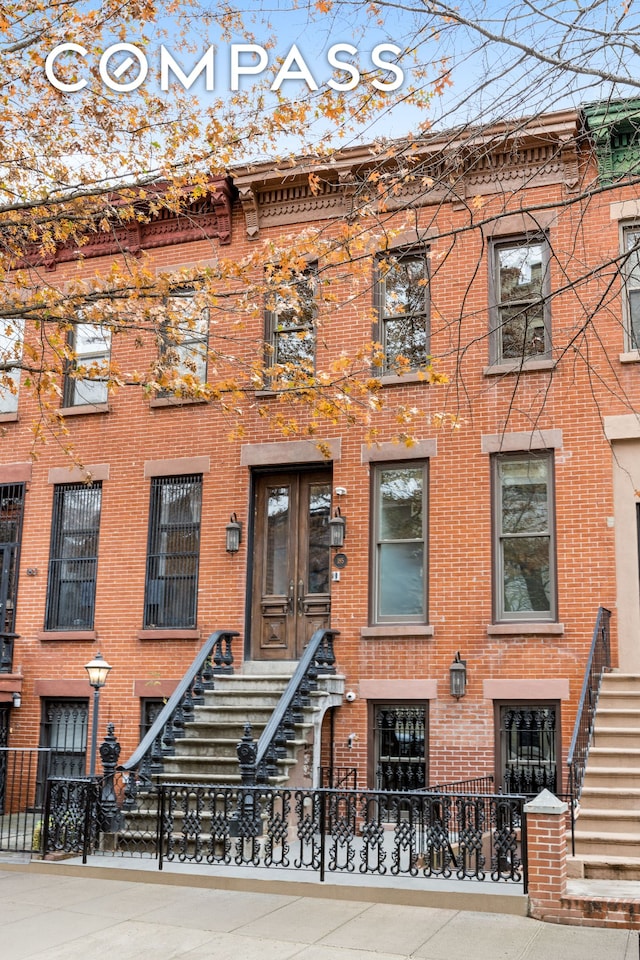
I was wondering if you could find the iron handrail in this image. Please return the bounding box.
[566,606,611,853]
[120,629,238,774]
[238,627,338,782]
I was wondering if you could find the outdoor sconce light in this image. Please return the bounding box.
[225,513,242,553]
[85,652,112,777]
[329,507,346,548]
[449,651,467,699]
[11,691,21,708]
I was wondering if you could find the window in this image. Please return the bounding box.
[372,462,427,623]
[376,250,429,373]
[491,236,550,363]
[63,323,111,407]
[497,703,558,795]
[158,291,208,392]
[265,265,316,384]
[373,703,427,790]
[622,224,640,350]
[144,474,202,628]
[0,317,23,414]
[493,453,555,621]
[39,699,88,782]
[45,482,102,630]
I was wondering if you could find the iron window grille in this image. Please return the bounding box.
[144,474,202,629]
[374,704,427,790]
[490,235,551,363]
[622,224,640,350]
[39,699,88,782]
[45,482,102,631]
[375,250,429,374]
[498,703,558,795]
[0,483,25,668]
[63,322,111,407]
[0,317,23,414]
[265,264,317,386]
[371,462,428,624]
[158,290,209,394]
[493,452,556,621]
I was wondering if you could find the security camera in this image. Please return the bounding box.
[345,690,356,702]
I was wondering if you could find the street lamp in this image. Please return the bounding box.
[85,652,111,777]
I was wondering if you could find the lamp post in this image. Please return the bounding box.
[85,652,111,777]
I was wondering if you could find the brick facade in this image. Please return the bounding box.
[1,106,638,799]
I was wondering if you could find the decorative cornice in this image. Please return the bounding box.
[27,177,235,271]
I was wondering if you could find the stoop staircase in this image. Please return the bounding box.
[159,667,344,787]
[572,673,640,879]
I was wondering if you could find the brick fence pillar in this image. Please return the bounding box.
[524,789,568,921]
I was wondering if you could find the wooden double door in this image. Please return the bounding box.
[251,470,332,660]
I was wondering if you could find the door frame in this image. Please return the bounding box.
[244,464,333,662]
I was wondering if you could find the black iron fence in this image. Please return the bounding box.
[41,775,526,888]
[0,748,52,854]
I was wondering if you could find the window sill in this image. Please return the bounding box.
[0,411,18,422]
[59,403,109,417]
[620,351,640,364]
[487,622,564,636]
[377,373,429,387]
[137,628,201,641]
[149,396,208,408]
[361,624,434,638]
[483,358,556,377]
[37,630,97,641]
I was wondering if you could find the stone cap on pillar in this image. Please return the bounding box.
[523,789,568,815]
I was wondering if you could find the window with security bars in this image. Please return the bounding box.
[0,483,25,643]
[374,704,427,790]
[144,474,202,628]
[45,483,102,630]
[498,704,557,795]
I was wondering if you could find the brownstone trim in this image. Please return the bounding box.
[481,211,558,238]
[0,461,31,483]
[37,630,98,641]
[359,680,437,699]
[48,464,110,484]
[0,412,18,423]
[149,396,208,409]
[58,403,110,417]
[137,628,201,640]
[481,429,562,453]
[360,625,434,638]
[484,679,569,700]
[483,358,556,377]
[143,457,210,478]
[240,439,341,466]
[134,679,178,698]
[486,622,564,636]
[361,440,437,463]
[33,679,91,697]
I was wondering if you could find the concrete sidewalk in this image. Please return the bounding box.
[0,862,637,960]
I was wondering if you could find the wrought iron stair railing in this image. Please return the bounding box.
[119,629,238,795]
[237,627,338,784]
[566,606,611,853]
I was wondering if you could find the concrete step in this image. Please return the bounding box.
[572,830,640,858]
[568,854,640,882]
[582,767,640,789]
[601,673,640,689]
[580,786,640,810]
[584,748,640,769]
[575,809,640,835]
[593,709,640,730]
[597,691,640,710]
[591,727,640,748]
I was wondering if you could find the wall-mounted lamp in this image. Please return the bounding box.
[329,507,346,548]
[449,651,467,699]
[11,691,21,708]
[225,513,242,553]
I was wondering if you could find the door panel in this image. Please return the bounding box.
[252,471,331,659]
